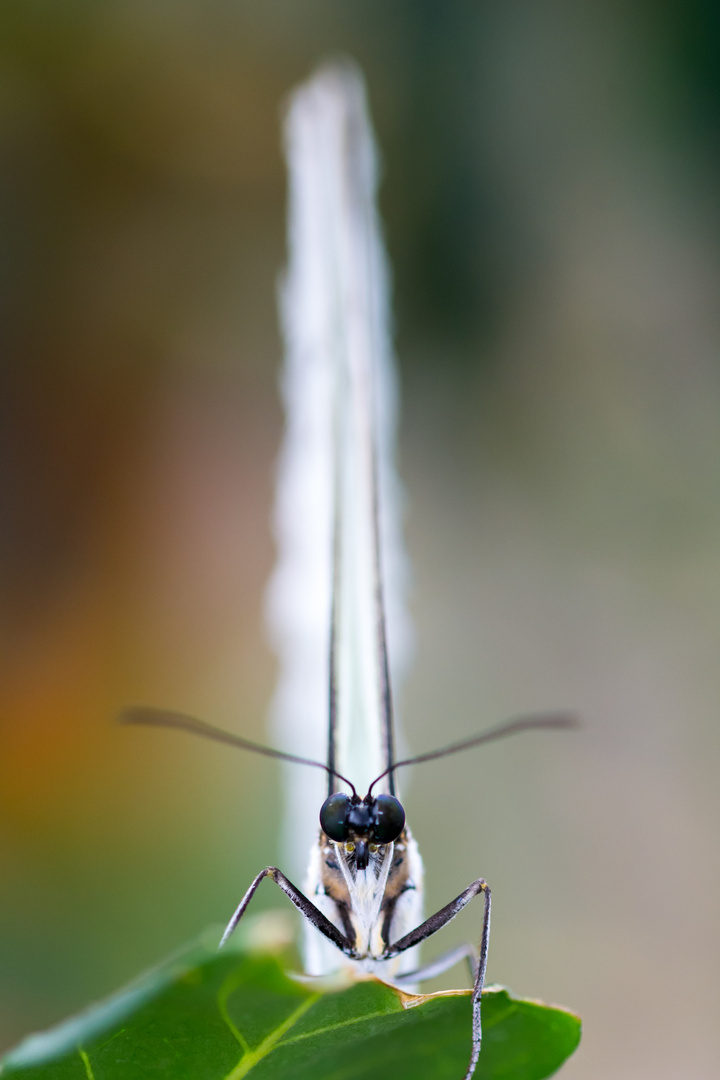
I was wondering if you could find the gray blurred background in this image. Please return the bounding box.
[1,3,719,1078]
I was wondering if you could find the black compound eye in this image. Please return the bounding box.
[372,794,405,844]
[319,793,351,842]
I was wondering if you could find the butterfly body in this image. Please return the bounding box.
[121,61,575,1080]
[304,825,424,977]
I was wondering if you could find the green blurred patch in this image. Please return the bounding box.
[0,939,580,1080]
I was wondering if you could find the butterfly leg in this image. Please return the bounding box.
[219,866,360,959]
[392,941,478,985]
[383,878,490,1080]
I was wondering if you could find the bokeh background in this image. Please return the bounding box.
[2,3,719,1078]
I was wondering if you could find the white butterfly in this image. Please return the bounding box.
[123,62,573,1080]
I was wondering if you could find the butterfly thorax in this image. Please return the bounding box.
[317,828,413,957]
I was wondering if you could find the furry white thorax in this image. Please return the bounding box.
[303,826,425,979]
[336,842,394,958]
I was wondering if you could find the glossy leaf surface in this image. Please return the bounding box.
[1,942,580,1080]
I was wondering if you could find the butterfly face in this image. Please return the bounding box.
[319,791,405,868]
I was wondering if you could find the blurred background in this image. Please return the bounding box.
[1,2,719,1078]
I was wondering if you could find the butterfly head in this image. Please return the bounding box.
[319,791,405,869]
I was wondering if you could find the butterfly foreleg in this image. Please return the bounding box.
[219,866,361,960]
[382,877,491,1080]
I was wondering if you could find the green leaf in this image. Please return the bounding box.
[1,938,580,1080]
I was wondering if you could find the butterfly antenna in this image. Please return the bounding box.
[120,707,358,797]
[367,712,578,795]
